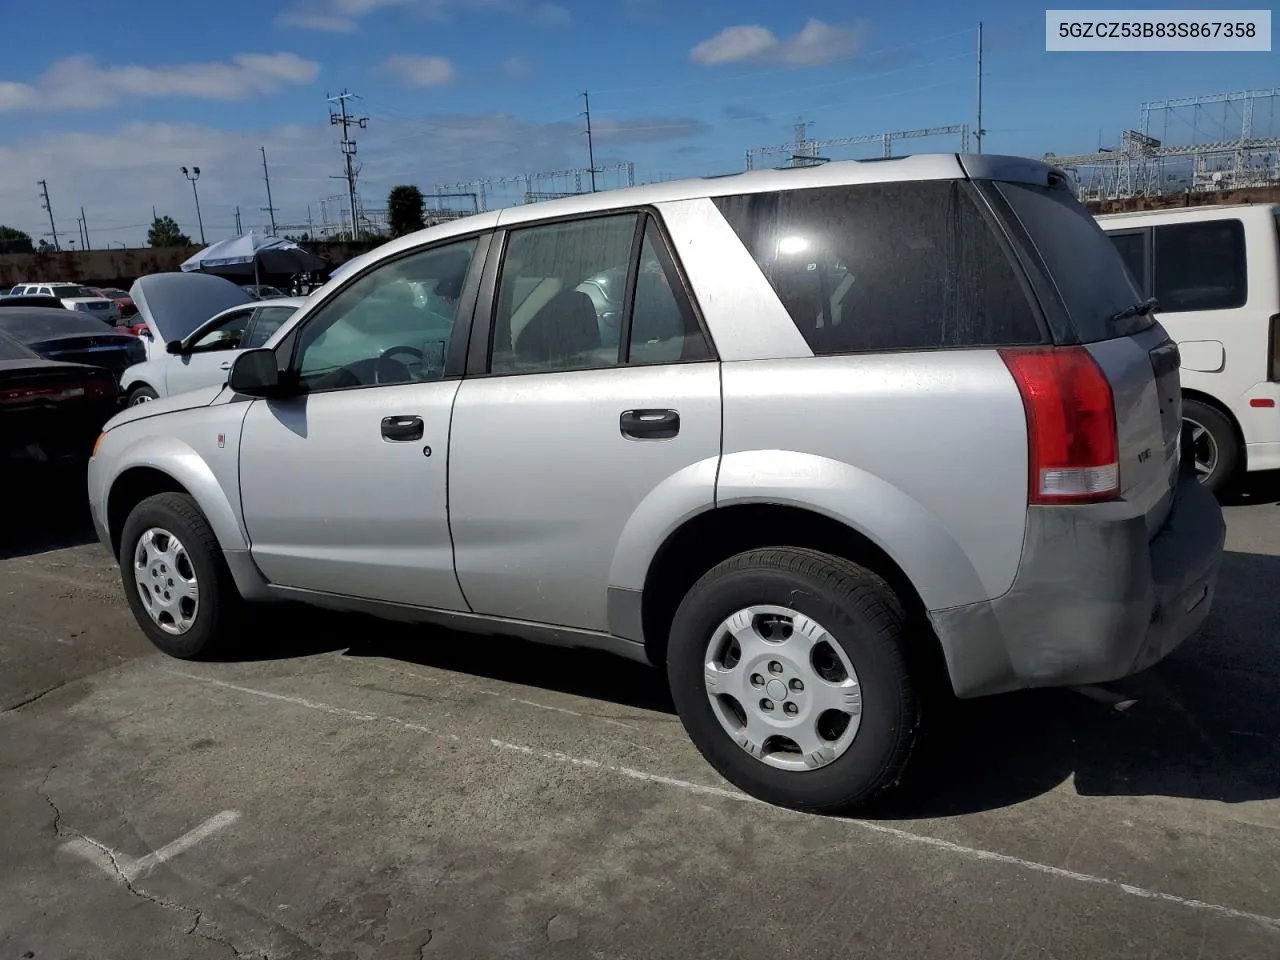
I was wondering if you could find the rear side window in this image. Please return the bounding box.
[713,180,1043,354]
[995,181,1143,343]
[1108,231,1147,290]
[1153,220,1247,312]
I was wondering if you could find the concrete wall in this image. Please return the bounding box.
[1084,185,1280,215]
[0,240,382,288]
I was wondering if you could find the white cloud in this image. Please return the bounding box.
[279,0,568,30]
[0,111,708,246]
[500,56,535,79]
[0,53,320,112]
[690,18,863,67]
[383,55,456,87]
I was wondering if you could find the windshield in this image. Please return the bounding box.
[995,181,1148,343]
[50,285,95,298]
[0,329,36,360]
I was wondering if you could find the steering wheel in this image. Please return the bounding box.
[375,345,425,384]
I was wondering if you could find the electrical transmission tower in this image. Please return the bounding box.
[328,90,368,240]
[37,179,59,251]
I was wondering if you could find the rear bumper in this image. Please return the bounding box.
[929,471,1226,698]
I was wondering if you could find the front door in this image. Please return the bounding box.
[449,212,721,632]
[166,306,256,397]
[238,234,485,609]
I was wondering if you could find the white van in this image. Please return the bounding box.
[1096,202,1280,491]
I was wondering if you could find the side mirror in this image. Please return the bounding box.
[165,339,184,355]
[228,348,283,397]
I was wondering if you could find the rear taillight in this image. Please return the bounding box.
[85,376,117,401]
[999,346,1120,505]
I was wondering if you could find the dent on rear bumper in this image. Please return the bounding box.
[929,474,1226,698]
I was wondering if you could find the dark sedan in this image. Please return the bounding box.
[0,307,145,382]
[0,329,120,474]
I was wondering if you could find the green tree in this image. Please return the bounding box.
[387,185,426,238]
[148,215,192,248]
[0,225,35,254]
[36,239,54,253]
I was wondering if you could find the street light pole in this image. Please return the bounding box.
[180,165,206,244]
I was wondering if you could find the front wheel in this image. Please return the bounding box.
[119,492,241,659]
[667,547,920,813]
[127,385,158,406]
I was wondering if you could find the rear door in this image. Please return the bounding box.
[448,211,720,632]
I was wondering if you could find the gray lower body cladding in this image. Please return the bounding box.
[930,472,1226,698]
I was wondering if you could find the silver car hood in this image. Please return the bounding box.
[104,383,226,431]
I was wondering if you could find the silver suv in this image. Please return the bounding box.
[87,155,1225,813]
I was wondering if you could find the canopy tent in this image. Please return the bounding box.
[180,232,327,285]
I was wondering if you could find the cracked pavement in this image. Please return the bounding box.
[2,481,1280,958]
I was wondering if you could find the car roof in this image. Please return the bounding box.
[348,153,1060,269]
[1096,201,1280,225]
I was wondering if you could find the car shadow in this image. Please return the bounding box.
[304,548,1279,818]
[0,467,100,560]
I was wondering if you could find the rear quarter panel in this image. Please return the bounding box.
[718,353,1030,610]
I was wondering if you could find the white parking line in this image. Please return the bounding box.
[63,810,241,882]
[166,670,1280,933]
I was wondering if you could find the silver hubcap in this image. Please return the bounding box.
[1184,417,1218,482]
[130,394,152,406]
[132,528,200,635]
[703,605,863,772]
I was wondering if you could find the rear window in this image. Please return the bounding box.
[50,285,93,298]
[0,330,35,360]
[712,180,1044,354]
[1153,220,1247,312]
[995,181,1144,343]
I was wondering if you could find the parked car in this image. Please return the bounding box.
[9,283,119,323]
[243,284,286,300]
[0,307,146,382]
[0,295,67,310]
[91,287,138,319]
[1096,202,1280,492]
[121,297,305,405]
[0,329,119,476]
[127,273,254,361]
[88,155,1225,813]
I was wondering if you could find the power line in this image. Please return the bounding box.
[328,89,368,241]
[38,180,59,251]
[260,146,279,236]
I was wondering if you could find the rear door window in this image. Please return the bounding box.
[995,181,1144,343]
[712,180,1044,354]
[1152,220,1247,312]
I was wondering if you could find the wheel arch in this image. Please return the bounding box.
[636,502,951,694]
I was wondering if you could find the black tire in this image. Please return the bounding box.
[127,385,158,407]
[667,547,920,814]
[118,492,242,659]
[1183,399,1239,493]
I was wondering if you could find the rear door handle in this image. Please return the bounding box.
[620,409,680,440]
[381,415,424,442]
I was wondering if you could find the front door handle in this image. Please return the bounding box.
[219,361,232,370]
[620,409,680,440]
[381,415,424,442]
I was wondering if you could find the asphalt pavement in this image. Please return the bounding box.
[2,473,1279,959]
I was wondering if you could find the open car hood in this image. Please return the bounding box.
[129,273,252,344]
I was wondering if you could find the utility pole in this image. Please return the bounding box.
[235,206,243,234]
[975,21,985,155]
[38,180,59,251]
[581,91,597,192]
[328,90,368,241]
[260,146,278,235]
[79,206,90,251]
[307,204,315,239]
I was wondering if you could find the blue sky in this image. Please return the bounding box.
[0,0,1275,245]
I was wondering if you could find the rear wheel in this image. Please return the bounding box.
[119,492,241,659]
[127,385,158,406]
[1182,399,1238,493]
[667,547,920,813]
